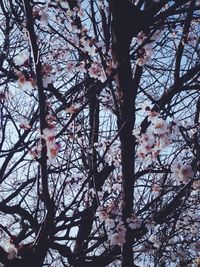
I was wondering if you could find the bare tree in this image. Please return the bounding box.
[0,0,200,266]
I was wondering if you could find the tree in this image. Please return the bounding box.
[0,0,200,266]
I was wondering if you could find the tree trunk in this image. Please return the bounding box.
[110,1,144,266]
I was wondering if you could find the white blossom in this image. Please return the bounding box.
[14,50,29,66]
[171,161,194,184]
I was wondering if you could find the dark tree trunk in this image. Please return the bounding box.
[110,1,145,266]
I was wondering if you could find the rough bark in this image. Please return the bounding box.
[110,1,144,266]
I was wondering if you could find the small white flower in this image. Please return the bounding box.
[43,75,54,88]
[132,127,141,138]
[152,118,168,135]
[149,234,157,243]
[145,220,156,231]
[106,219,115,228]
[14,50,29,66]
[60,1,69,9]
[42,127,57,142]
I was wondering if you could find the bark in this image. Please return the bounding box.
[110,1,144,266]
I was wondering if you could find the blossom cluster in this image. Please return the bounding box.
[42,127,60,160]
[29,114,60,162]
[14,50,37,90]
[135,30,162,66]
[171,160,194,184]
[2,239,18,260]
[133,103,174,163]
[18,117,31,130]
[97,204,141,246]
[88,62,107,83]
[14,50,29,66]
[133,101,196,184]
[16,71,35,91]
[97,204,125,246]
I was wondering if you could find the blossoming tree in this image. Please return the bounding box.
[0,0,200,266]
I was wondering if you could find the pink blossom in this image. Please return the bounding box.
[105,219,115,228]
[46,114,57,127]
[88,62,106,82]
[110,222,127,246]
[192,180,200,190]
[76,61,87,73]
[187,33,198,46]
[136,46,153,66]
[16,71,35,90]
[66,61,76,72]
[42,64,53,75]
[80,37,97,57]
[116,221,127,235]
[136,57,147,67]
[97,209,109,220]
[147,110,160,122]
[136,31,147,45]
[126,214,141,229]
[47,142,61,160]
[43,75,54,88]
[152,30,162,41]
[171,161,194,184]
[19,118,31,130]
[29,146,41,159]
[151,184,161,197]
[136,133,155,158]
[179,165,194,181]
[193,257,200,265]
[155,134,171,149]
[41,127,60,161]
[66,105,80,114]
[110,232,126,246]
[151,118,168,135]
[42,127,57,142]
[137,147,146,159]
[132,127,141,138]
[3,240,18,260]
